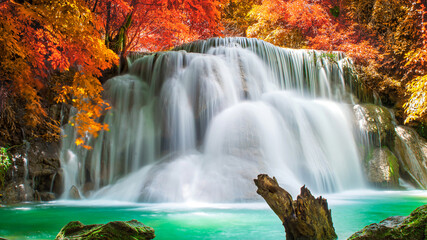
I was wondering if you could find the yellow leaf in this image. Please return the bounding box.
[75,138,84,146]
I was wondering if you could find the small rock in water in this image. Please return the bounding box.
[69,185,81,200]
[55,219,155,240]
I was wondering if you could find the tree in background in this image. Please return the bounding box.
[346,0,426,125]
[244,0,427,131]
[0,0,225,148]
[87,0,224,54]
[246,0,379,62]
[0,0,118,148]
[222,0,260,36]
[403,0,427,124]
[2,0,426,147]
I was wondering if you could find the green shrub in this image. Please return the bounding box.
[0,147,11,190]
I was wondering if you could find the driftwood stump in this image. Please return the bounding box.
[254,174,337,240]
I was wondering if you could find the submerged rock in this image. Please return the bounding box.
[254,174,337,240]
[348,204,427,240]
[55,219,155,240]
[365,147,400,188]
[394,126,427,189]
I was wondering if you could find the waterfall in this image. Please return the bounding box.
[61,37,367,202]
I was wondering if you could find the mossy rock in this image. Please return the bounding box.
[55,219,155,240]
[365,147,400,188]
[387,148,400,185]
[348,204,427,240]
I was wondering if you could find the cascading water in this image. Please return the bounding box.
[61,37,368,202]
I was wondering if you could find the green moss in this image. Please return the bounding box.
[365,147,374,165]
[55,221,85,238]
[348,205,426,240]
[395,205,427,239]
[55,220,155,240]
[387,149,400,184]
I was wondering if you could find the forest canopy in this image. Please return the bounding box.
[0,0,426,147]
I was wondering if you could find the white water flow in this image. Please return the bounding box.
[61,38,367,202]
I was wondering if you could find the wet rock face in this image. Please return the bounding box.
[348,204,427,240]
[354,103,427,190]
[55,220,155,240]
[354,104,395,148]
[394,126,427,189]
[1,141,63,204]
[254,174,337,240]
[2,182,34,203]
[365,147,400,188]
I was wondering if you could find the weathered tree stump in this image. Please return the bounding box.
[254,174,337,240]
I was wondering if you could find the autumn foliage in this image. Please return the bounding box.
[403,0,427,123]
[87,0,224,54]
[0,0,118,148]
[245,0,380,64]
[0,0,223,147]
[238,0,427,126]
[1,0,427,147]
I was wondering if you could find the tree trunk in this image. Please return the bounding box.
[254,174,337,240]
[105,1,111,48]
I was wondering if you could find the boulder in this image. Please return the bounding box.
[348,204,427,240]
[34,191,56,201]
[394,126,427,189]
[69,185,81,200]
[254,174,337,240]
[365,147,400,188]
[354,104,395,148]
[55,220,155,240]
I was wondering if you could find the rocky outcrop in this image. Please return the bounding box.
[365,147,400,188]
[55,220,155,240]
[354,103,427,189]
[348,204,427,240]
[394,126,427,189]
[0,141,63,204]
[254,174,337,240]
[2,182,34,203]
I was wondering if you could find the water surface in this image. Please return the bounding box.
[1,190,426,239]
